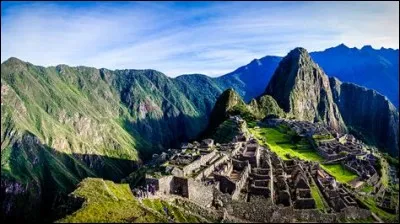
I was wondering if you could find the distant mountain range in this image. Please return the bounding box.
[215,44,399,107]
[1,44,398,222]
[311,44,399,107]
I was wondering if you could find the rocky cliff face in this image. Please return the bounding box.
[330,77,399,156]
[109,69,220,151]
[264,48,346,132]
[261,47,399,156]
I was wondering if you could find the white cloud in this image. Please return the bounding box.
[1,1,398,77]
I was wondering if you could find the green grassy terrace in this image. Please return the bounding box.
[142,199,204,223]
[378,156,390,188]
[250,126,357,183]
[360,184,374,194]
[356,194,398,222]
[57,178,205,223]
[58,178,165,223]
[310,183,329,212]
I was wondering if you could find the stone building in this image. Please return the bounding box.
[343,156,377,180]
[313,166,361,212]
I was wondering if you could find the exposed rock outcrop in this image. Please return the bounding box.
[264,47,346,132]
[330,77,399,156]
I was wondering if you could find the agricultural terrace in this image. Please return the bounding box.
[250,126,357,183]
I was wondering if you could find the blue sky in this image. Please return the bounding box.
[1,1,399,77]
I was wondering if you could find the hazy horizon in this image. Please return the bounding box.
[3,43,398,79]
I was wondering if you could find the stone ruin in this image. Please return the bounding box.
[312,166,360,212]
[267,119,331,138]
[264,118,380,187]
[343,155,377,181]
[375,188,398,214]
[316,137,366,162]
[142,117,376,222]
[264,118,367,162]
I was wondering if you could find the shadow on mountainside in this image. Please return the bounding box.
[1,131,141,223]
[2,112,209,223]
[121,113,208,161]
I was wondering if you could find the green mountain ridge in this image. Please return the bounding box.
[0,57,223,222]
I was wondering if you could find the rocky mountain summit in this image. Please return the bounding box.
[265,47,346,132]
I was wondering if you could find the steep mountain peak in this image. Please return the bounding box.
[264,47,346,132]
[283,47,316,68]
[55,64,70,73]
[379,46,398,51]
[315,44,352,54]
[1,57,31,72]
[287,47,310,58]
[218,88,243,107]
[205,88,248,132]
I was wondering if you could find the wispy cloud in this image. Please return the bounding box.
[1,1,398,77]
